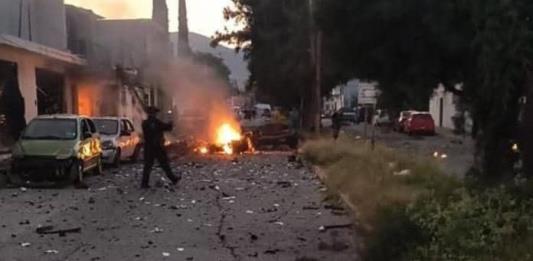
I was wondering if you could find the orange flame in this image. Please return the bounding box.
[199,146,209,154]
[215,123,242,155]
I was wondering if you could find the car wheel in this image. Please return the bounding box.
[0,171,8,188]
[6,166,23,187]
[130,145,141,163]
[93,156,103,176]
[69,160,83,185]
[112,149,121,168]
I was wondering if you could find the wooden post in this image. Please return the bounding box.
[315,31,322,135]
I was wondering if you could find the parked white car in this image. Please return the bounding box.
[92,117,142,167]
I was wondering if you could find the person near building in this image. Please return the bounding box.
[331,110,342,140]
[141,106,181,189]
[0,67,26,149]
[289,107,300,132]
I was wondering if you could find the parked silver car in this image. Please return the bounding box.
[92,117,142,167]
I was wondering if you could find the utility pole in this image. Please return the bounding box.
[309,0,322,135]
[315,31,322,135]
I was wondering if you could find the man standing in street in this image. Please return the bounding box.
[141,107,181,189]
[289,107,300,134]
[331,110,342,140]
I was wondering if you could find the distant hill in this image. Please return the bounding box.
[170,32,249,91]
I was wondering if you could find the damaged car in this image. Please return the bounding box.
[244,122,298,149]
[9,115,103,185]
[92,117,142,167]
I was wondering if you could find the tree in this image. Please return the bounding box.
[213,0,327,129]
[193,52,232,86]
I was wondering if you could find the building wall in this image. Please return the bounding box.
[0,45,73,121]
[31,0,67,50]
[65,5,102,64]
[429,84,458,129]
[342,80,360,108]
[0,0,67,50]
[95,19,169,72]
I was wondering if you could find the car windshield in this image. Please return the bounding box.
[93,119,119,135]
[22,119,77,140]
[413,114,433,120]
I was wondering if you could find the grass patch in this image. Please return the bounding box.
[303,137,457,231]
[303,137,533,260]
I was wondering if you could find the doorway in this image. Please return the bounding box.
[0,60,26,151]
[36,68,65,115]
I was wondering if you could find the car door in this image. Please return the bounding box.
[126,120,140,151]
[86,118,101,158]
[119,119,133,158]
[79,119,95,170]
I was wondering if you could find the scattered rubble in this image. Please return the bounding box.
[393,169,412,176]
[318,223,353,232]
[36,226,81,237]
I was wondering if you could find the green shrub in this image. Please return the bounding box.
[408,188,533,261]
[365,204,427,261]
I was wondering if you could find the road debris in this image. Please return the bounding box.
[150,227,163,233]
[36,226,81,237]
[277,181,292,188]
[318,223,353,232]
[393,169,412,176]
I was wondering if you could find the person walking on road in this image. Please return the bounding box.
[331,111,342,140]
[141,106,181,189]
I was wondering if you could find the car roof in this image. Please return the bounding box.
[34,114,85,120]
[412,111,431,115]
[91,116,127,121]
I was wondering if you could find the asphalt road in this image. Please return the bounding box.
[0,153,359,261]
[332,122,474,178]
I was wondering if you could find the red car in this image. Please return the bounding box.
[404,112,436,135]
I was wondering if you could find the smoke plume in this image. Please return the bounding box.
[161,57,236,143]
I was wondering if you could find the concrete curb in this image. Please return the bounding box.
[312,165,367,253]
[313,166,359,214]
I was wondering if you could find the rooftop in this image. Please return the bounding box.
[0,34,86,65]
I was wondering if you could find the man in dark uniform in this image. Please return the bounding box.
[141,106,180,189]
[331,111,342,140]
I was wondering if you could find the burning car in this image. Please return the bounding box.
[243,122,298,150]
[92,117,142,167]
[195,123,254,155]
[9,115,103,184]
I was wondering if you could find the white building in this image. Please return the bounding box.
[429,84,461,130]
[323,79,360,114]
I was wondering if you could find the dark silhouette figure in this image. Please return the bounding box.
[331,111,342,140]
[0,63,26,148]
[141,107,180,188]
